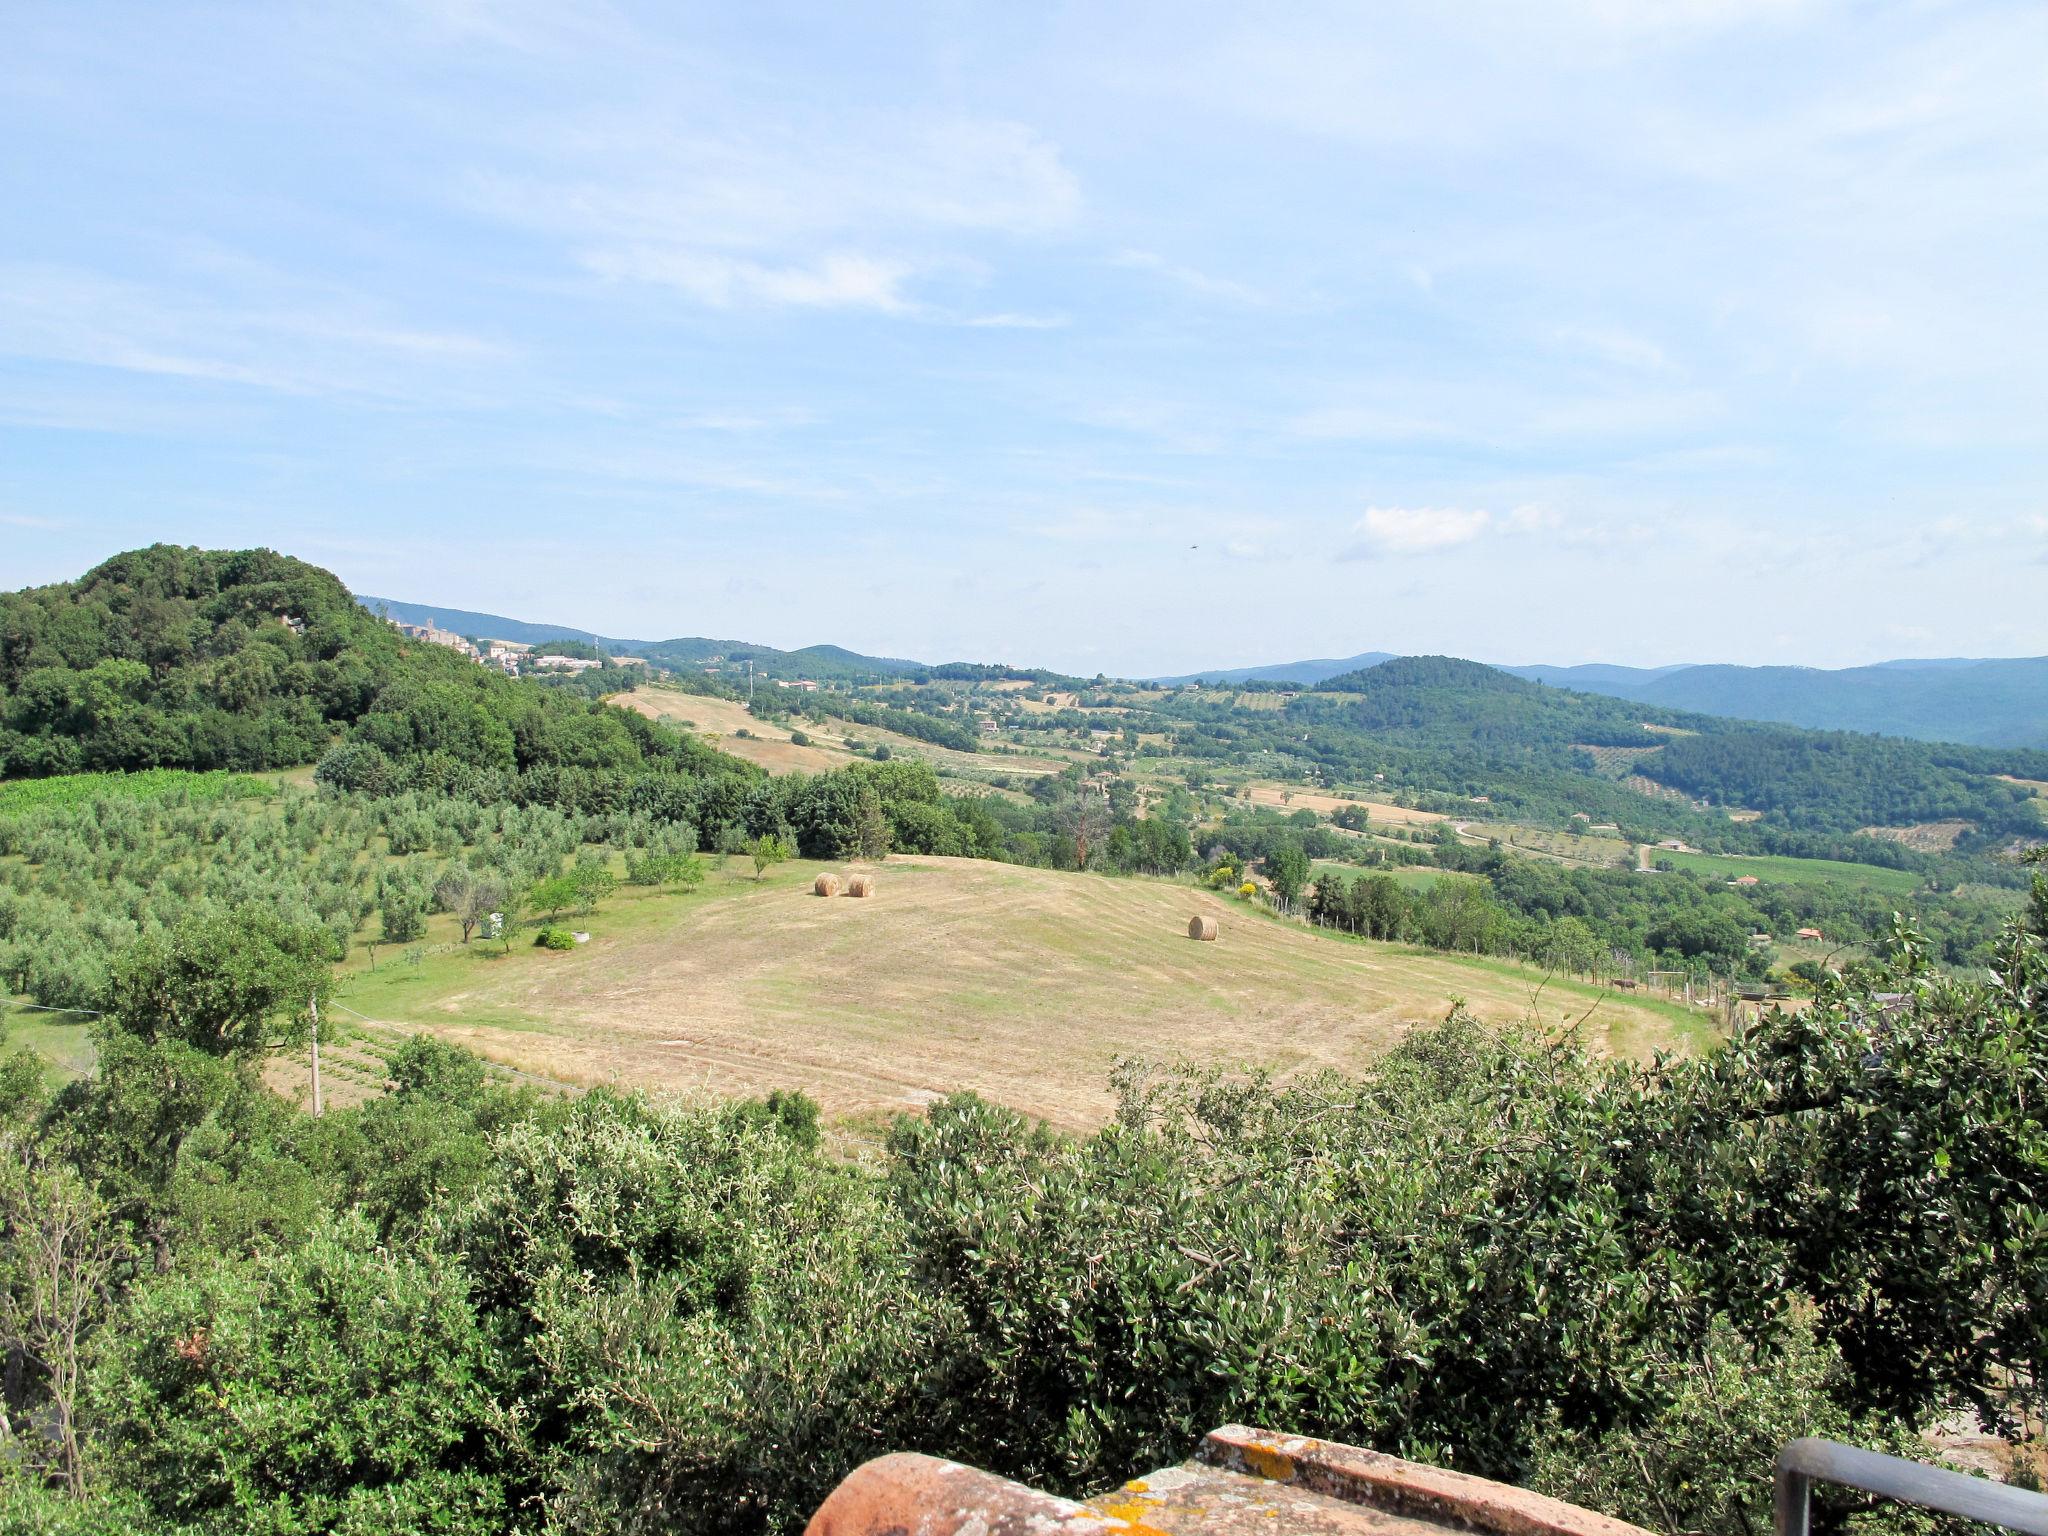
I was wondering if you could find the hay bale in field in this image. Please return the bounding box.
[1188,914,1219,941]
[814,873,841,897]
[846,874,876,898]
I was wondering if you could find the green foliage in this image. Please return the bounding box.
[750,833,790,880]
[571,861,617,911]
[1264,838,1310,907]
[534,927,575,950]
[105,906,333,1058]
[1527,1314,1936,1536]
[530,873,580,923]
[87,1212,510,1534]
[0,768,273,814]
[626,851,705,890]
[1,916,2041,1535]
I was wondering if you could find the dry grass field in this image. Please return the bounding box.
[335,856,1709,1132]
[615,685,1073,778]
[1241,783,1447,824]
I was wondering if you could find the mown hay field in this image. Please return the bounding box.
[335,855,1711,1131]
[614,686,1075,779]
[1241,783,1447,824]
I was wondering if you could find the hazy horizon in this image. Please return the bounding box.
[6,1,2046,674]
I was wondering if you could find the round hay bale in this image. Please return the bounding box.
[1188,914,1219,941]
[813,873,841,897]
[846,874,876,898]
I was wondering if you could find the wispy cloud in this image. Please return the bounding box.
[1336,501,1568,560]
[473,110,1081,315]
[963,312,1071,330]
[1110,249,1269,306]
[582,248,915,312]
[0,261,509,401]
[1341,506,1493,557]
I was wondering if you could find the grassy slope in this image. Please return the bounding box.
[614,685,1079,779]
[331,855,1710,1132]
[1650,847,1924,896]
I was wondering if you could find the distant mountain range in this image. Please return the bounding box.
[1507,656,2048,750]
[356,597,926,681]
[362,596,2048,749]
[1164,652,2048,749]
[1150,651,1402,687]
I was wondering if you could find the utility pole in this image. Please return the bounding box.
[309,994,323,1117]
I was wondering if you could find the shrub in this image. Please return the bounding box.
[533,927,574,950]
[86,1213,509,1534]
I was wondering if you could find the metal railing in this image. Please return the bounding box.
[1776,1438,2048,1536]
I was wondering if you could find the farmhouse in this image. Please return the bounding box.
[1729,874,1760,887]
[1797,927,1824,940]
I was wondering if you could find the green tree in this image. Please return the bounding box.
[381,900,426,945]
[750,833,790,881]
[569,863,617,914]
[1264,839,1310,910]
[530,872,579,925]
[436,867,507,945]
[104,907,332,1059]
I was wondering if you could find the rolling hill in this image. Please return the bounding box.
[1157,649,2048,748]
[1554,656,2048,750]
[1150,650,1400,686]
[332,853,1706,1130]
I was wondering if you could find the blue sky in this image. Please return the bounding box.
[4,0,2045,675]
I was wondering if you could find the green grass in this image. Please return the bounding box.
[1309,859,1477,892]
[0,767,276,814]
[0,1004,100,1086]
[1650,847,1923,895]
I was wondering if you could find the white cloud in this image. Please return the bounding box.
[1343,506,1492,556]
[1501,503,1564,533]
[475,110,1081,315]
[0,261,509,400]
[581,248,914,311]
[1111,249,1269,306]
[963,312,1071,329]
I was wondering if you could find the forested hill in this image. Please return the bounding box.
[1150,649,1399,686]
[1161,649,2048,748]
[0,546,750,796]
[1581,656,2048,750]
[1258,656,2048,853]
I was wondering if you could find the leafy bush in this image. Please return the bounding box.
[533,927,575,950]
[86,1213,509,1534]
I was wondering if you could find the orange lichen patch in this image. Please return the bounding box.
[1092,1489,1177,1536]
[1230,1443,1298,1486]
